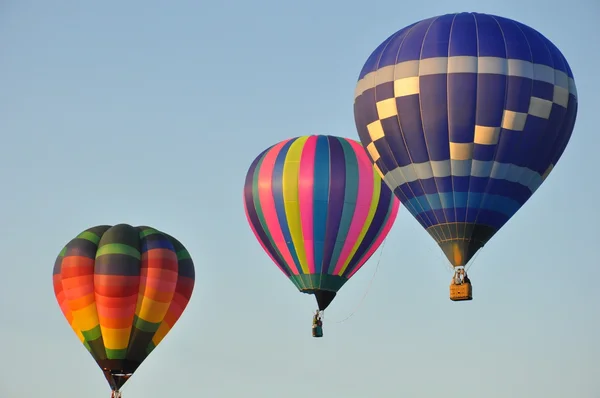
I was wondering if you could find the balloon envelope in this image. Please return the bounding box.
[52,224,195,391]
[353,13,578,267]
[244,135,399,310]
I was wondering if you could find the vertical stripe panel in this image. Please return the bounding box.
[282,136,310,273]
[298,136,317,273]
[256,141,300,275]
[337,154,381,275]
[151,235,195,349]
[333,140,375,274]
[243,152,290,276]
[321,136,347,275]
[312,136,330,274]
[327,139,358,273]
[343,174,395,276]
[94,224,141,359]
[127,230,178,362]
[272,140,303,273]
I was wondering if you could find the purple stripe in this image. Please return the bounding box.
[321,137,347,271]
[243,151,290,276]
[343,182,393,277]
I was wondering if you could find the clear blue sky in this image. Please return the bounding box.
[1,0,598,397]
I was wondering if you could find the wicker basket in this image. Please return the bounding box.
[450,282,473,301]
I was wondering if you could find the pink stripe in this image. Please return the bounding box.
[243,198,288,275]
[257,141,301,275]
[332,140,375,274]
[348,198,400,278]
[298,136,317,273]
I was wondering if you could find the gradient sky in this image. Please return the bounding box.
[1,0,598,397]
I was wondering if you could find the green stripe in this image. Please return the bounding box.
[82,325,102,341]
[146,342,156,355]
[288,277,302,290]
[133,316,161,333]
[76,231,101,245]
[176,249,191,260]
[328,139,359,273]
[139,227,160,238]
[290,274,347,292]
[106,348,127,360]
[96,243,141,259]
[58,246,67,257]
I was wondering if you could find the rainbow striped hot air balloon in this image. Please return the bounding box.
[243,135,399,337]
[353,12,578,301]
[52,224,195,397]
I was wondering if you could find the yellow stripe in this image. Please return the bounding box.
[64,311,85,343]
[152,322,170,346]
[282,136,309,274]
[101,327,132,350]
[72,303,100,332]
[137,295,171,323]
[74,327,85,343]
[337,169,381,275]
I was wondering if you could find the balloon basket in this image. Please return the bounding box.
[312,325,323,338]
[450,282,472,301]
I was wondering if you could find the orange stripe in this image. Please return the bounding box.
[59,301,73,321]
[64,309,74,325]
[62,275,93,291]
[94,294,137,308]
[66,283,94,299]
[140,276,177,291]
[53,278,71,315]
[139,284,176,303]
[64,282,94,298]
[67,293,96,311]
[97,312,136,327]
[98,315,135,329]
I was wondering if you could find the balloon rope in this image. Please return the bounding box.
[330,239,388,324]
[465,248,482,272]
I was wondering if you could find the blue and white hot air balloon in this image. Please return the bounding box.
[353,12,578,301]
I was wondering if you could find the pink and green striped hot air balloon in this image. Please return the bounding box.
[52,224,195,398]
[243,135,399,337]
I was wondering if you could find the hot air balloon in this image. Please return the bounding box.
[243,135,399,337]
[52,224,195,397]
[353,12,578,301]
